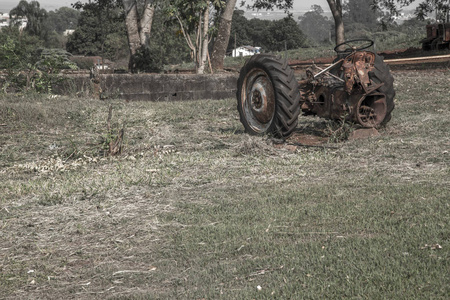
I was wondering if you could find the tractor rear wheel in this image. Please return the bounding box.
[237,55,301,138]
[369,54,396,125]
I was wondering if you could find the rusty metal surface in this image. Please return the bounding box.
[298,51,387,128]
[384,54,450,65]
[342,55,356,94]
[422,23,450,50]
[444,24,450,42]
[427,24,438,39]
[289,50,450,69]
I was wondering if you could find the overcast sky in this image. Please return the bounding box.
[0,0,352,11]
[1,0,328,12]
[0,0,76,12]
[1,0,418,14]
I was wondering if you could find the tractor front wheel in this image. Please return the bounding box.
[236,55,301,138]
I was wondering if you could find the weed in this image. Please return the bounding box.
[325,119,354,143]
[100,104,125,156]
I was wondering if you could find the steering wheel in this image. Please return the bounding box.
[334,39,374,54]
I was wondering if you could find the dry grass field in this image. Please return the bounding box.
[0,68,449,299]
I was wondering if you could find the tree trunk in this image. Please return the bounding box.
[194,11,202,73]
[198,7,209,74]
[174,13,196,70]
[327,0,345,47]
[210,0,237,70]
[122,0,141,70]
[139,1,155,48]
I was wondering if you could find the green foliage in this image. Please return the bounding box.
[35,48,78,73]
[243,18,273,49]
[66,1,190,72]
[45,7,80,34]
[0,28,42,92]
[372,0,450,22]
[133,18,191,73]
[67,0,127,61]
[10,0,48,37]
[0,28,77,94]
[267,17,308,51]
[166,0,211,32]
[0,30,39,70]
[228,10,251,52]
[151,13,191,67]
[398,17,429,35]
[165,0,224,71]
[130,46,164,73]
[27,49,78,94]
[8,3,80,50]
[244,0,294,12]
[298,6,333,46]
[229,11,308,53]
[70,57,95,70]
[344,0,380,29]
[325,119,353,143]
[337,16,429,51]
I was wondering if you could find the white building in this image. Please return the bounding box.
[63,29,75,36]
[231,46,261,57]
[4,15,28,31]
[0,12,10,30]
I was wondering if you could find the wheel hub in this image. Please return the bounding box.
[252,90,263,109]
[241,69,276,133]
[248,78,274,124]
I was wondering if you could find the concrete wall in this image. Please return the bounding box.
[57,73,239,101]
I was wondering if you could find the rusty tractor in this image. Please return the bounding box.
[421,23,450,50]
[237,39,395,138]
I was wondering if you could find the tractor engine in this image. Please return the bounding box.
[299,51,387,128]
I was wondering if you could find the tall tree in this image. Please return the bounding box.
[243,0,346,48]
[0,27,43,70]
[327,0,345,46]
[209,0,294,70]
[122,0,156,55]
[198,6,210,74]
[210,0,237,70]
[45,7,80,34]
[226,11,306,53]
[167,0,219,74]
[298,5,333,45]
[72,0,156,72]
[122,0,141,59]
[68,1,127,61]
[139,1,156,47]
[117,0,157,71]
[10,0,48,37]
[267,17,307,51]
[228,10,252,49]
[344,0,379,29]
[246,18,272,50]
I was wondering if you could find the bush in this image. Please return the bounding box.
[0,30,78,94]
[130,45,164,73]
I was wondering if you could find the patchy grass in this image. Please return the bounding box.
[0,69,449,299]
